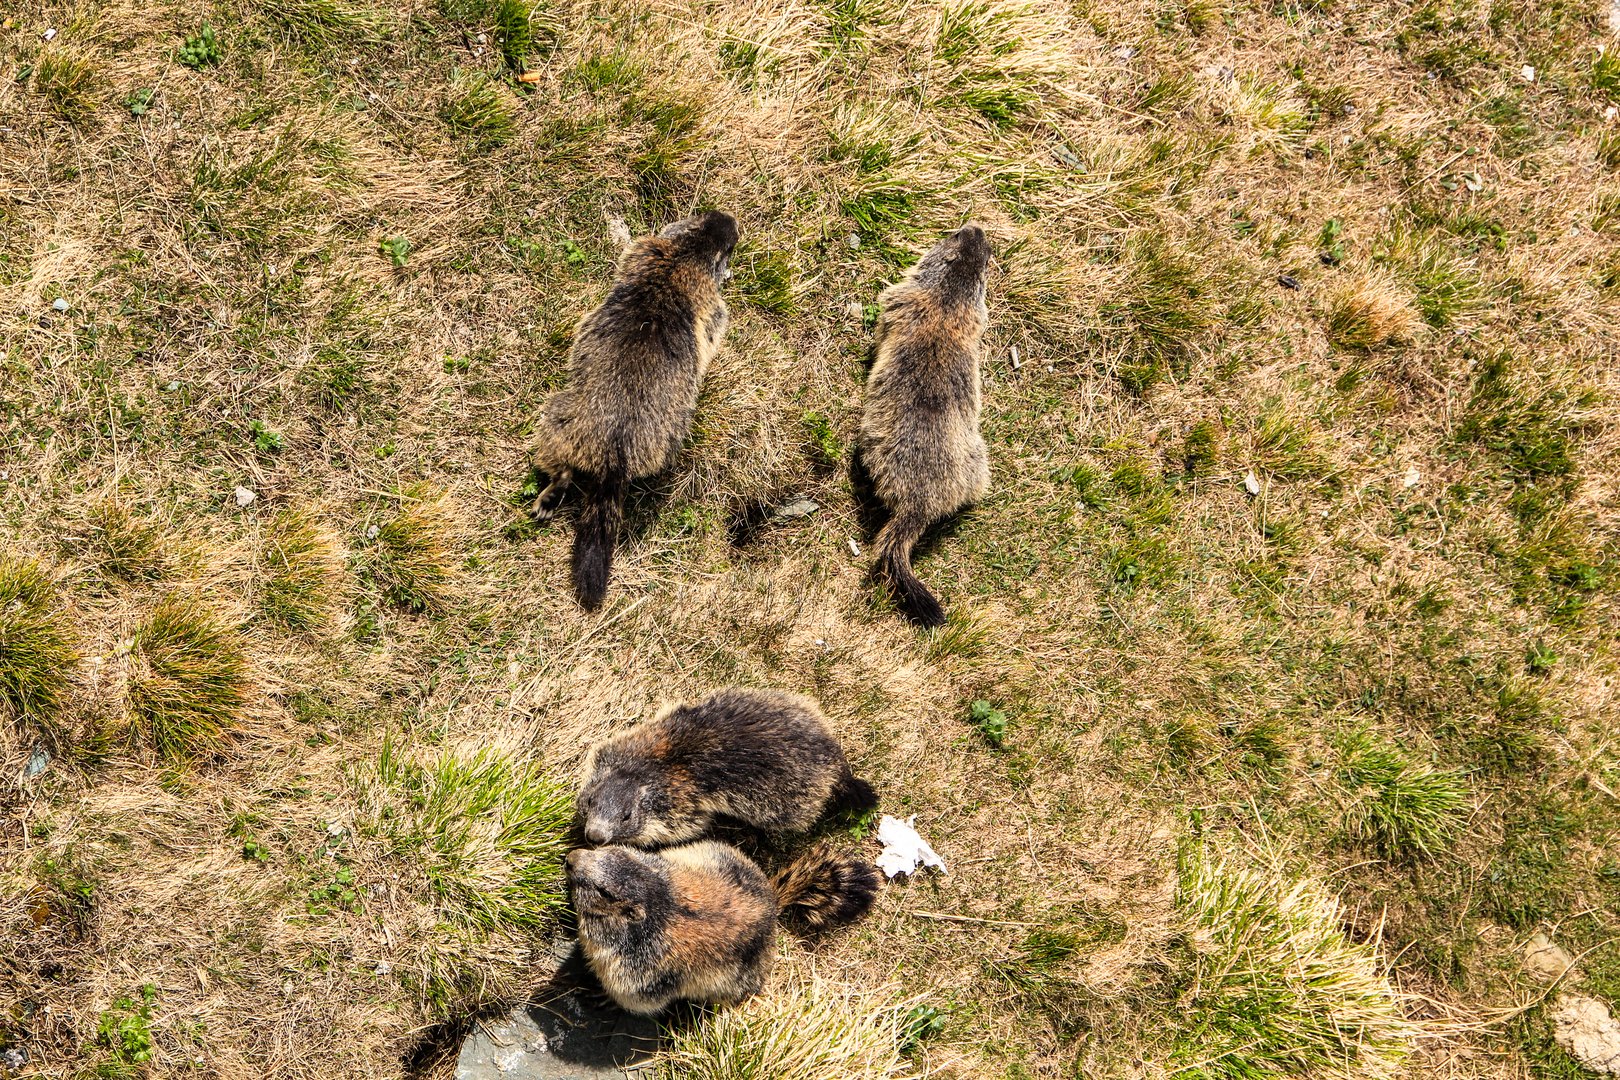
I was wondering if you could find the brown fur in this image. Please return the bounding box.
[530,211,738,609]
[568,841,878,1015]
[858,224,993,627]
[577,687,878,848]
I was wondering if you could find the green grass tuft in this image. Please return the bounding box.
[72,501,168,583]
[1335,731,1469,857]
[260,0,396,44]
[363,491,459,613]
[493,0,558,71]
[1109,234,1217,392]
[655,971,913,1080]
[125,596,248,760]
[34,48,98,122]
[261,511,346,630]
[441,70,518,148]
[0,558,79,723]
[733,249,797,315]
[1169,848,1419,1078]
[371,741,573,930]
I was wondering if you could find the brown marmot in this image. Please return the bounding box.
[857,224,993,627]
[567,841,879,1015]
[530,210,738,609]
[577,687,878,848]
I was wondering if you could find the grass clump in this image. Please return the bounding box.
[1169,848,1419,1079]
[125,596,248,760]
[261,511,346,630]
[441,70,518,148]
[656,971,914,1080]
[1251,402,1331,481]
[0,558,79,723]
[363,490,459,613]
[1108,235,1217,392]
[34,48,98,122]
[372,741,573,930]
[1323,274,1419,349]
[1336,732,1469,857]
[260,0,396,44]
[628,96,707,214]
[494,0,559,70]
[1373,227,1482,327]
[733,249,797,314]
[1457,354,1594,488]
[72,501,168,583]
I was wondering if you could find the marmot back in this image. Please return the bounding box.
[857,224,993,627]
[530,210,738,610]
[568,841,880,1015]
[577,687,878,848]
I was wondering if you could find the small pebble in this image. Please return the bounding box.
[233,486,256,508]
[164,381,179,391]
[847,538,862,557]
[847,233,861,250]
[51,297,68,312]
[42,27,56,40]
[1276,274,1301,290]
[366,524,380,540]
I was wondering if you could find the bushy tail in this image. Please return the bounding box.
[772,846,880,935]
[874,511,944,628]
[572,466,627,611]
[828,766,879,817]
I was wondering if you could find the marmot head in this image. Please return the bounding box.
[567,845,668,928]
[908,224,991,308]
[578,757,671,846]
[658,210,739,284]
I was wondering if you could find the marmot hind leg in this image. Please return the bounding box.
[532,466,574,522]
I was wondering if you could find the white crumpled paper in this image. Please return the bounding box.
[875,815,947,878]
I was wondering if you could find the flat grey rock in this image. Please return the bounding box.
[457,947,659,1080]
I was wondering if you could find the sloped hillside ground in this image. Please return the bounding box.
[1,0,1618,1076]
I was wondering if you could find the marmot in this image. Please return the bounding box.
[567,841,880,1015]
[857,224,993,628]
[578,687,878,848]
[530,210,738,610]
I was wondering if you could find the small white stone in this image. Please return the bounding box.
[847,538,861,557]
[1402,466,1421,489]
[1607,106,1619,121]
[326,821,344,836]
[1243,470,1261,496]
[1520,64,1536,82]
[164,381,179,391]
[374,961,391,976]
[847,233,861,250]
[365,524,380,540]
[233,486,256,507]
[42,27,56,40]
[51,297,68,312]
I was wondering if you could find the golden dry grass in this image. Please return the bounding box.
[2,0,1619,1077]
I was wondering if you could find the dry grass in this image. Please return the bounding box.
[2,0,1618,1076]
[1323,273,1422,350]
